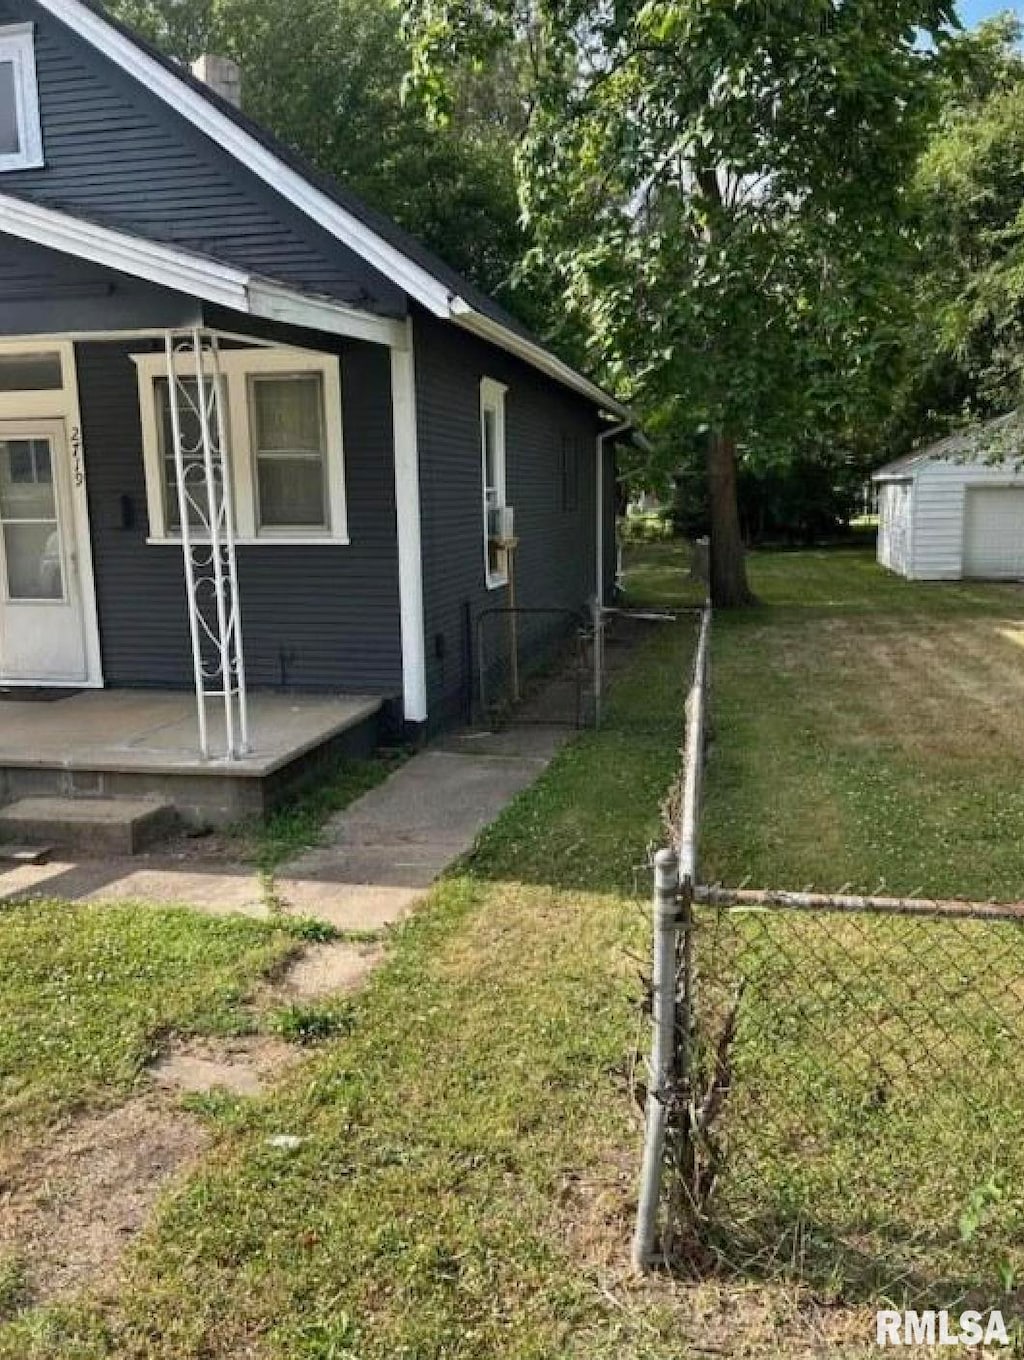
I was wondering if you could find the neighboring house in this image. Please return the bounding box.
[0,0,637,824]
[874,416,1024,581]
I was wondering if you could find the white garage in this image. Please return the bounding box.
[874,416,1024,580]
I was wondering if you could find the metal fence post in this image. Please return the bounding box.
[632,846,680,1271]
[592,596,605,728]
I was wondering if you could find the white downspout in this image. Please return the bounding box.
[595,420,631,610]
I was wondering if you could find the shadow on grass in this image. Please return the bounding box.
[691,1208,1023,1316]
[463,610,697,896]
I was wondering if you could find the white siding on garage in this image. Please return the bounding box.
[877,480,912,575]
[910,458,1024,579]
[964,487,1024,578]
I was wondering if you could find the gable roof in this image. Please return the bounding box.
[0,187,409,345]
[33,0,629,419]
[872,413,1019,481]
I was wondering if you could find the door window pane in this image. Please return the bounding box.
[0,438,62,601]
[4,521,61,599]
[250,374,327,530]
[0,439,55,520]
[0,61,20,156]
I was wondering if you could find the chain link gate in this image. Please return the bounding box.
[475,605,604,729]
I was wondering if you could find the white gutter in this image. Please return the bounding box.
[450,298,630,421]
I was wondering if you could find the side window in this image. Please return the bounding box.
[0,24,43,173]
[480,377,509,588]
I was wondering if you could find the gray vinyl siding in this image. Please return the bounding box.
[0,234,201,335]
[0,0,406,316]
[413,310,606,725]
[78,337,403,696]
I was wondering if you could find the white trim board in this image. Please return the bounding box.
[452,305,629,421]
[390,319,428,724]
[32,0,628,420]
[0,192,408,349]
[36,0,454,318]
[0,339,103,687]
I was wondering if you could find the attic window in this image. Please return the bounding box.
[0,24,43,172]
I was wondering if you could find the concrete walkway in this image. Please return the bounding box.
[0,724,570,932]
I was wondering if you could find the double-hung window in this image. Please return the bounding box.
[480,377,508,588]
[249,372,329,531]
[0,24,43,173]
[135,347,347,545]
[153,374,228,533]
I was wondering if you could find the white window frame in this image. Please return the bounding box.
[480,376,508,589]
[0,24,44,173]
[133,346,348,546]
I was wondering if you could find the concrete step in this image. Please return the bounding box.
[0,797,179,857]
[0,843,52,865]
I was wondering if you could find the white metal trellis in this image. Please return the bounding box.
[165,327,250,761]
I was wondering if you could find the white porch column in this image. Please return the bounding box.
[390,316,428,725]
[165,328,250,760]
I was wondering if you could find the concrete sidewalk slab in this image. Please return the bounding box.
[280,748,554,888]
[0,721,570,933]
[0,858,267,916]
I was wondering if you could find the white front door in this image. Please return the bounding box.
[0,418,88,683]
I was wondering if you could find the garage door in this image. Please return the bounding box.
[963,487,1024,578]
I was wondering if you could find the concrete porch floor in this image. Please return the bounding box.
[0,690,383,777]
[0,690,384,826]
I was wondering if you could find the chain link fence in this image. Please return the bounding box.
[634,590,1024,1313]
[682,899,1024,1304]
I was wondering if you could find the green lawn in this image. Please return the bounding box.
[0,564,702,1360]
[696,545,1024,1336]
[7,542,1023,1358]
[703,545,1024,898]
[0,902,309,1148]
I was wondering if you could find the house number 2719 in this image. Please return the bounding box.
[70,425,84,487]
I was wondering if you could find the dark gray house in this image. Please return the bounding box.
[0,0,635,826]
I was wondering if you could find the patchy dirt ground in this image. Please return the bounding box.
[150,1035,301,1099]
[281,939,384,999]
[0,928,392,1317]
[0,1098,208,1306]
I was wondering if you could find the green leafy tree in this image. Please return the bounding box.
[889,15,1024,448]
[406,0,956,603]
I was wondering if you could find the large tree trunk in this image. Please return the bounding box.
[706,429,754,606]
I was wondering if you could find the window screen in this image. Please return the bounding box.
[250,374,328,530]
